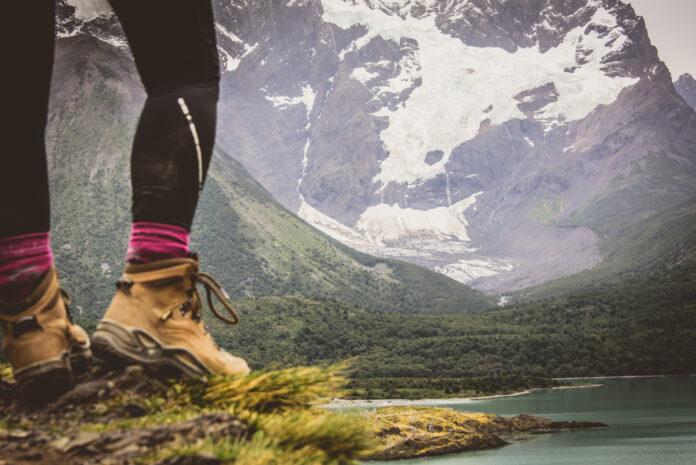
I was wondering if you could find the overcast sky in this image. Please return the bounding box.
[629,0,696,79]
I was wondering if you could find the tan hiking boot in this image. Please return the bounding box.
[91,256,249,377]
[0,267,92,404]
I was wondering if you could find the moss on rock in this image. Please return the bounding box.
[360,406,607,461]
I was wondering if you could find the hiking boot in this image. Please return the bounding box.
[0,267,92,404]
[91,256,249,378]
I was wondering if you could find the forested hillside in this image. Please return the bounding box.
[159,257,696,381]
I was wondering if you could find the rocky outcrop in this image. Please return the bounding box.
[0,361,373,465]
[362,406,607,461]
[0,364,247,465]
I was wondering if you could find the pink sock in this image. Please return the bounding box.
[126,222,190,264]
[0,232,53,301]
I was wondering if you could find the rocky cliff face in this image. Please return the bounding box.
[55,0,696,293]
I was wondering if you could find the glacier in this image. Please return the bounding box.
[321,0,639,187]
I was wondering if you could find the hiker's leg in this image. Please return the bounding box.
[0,0,55,299]
[94,1,248,377]
[0,2,92,404]
[108,0,220,244]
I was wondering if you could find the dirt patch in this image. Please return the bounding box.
[0,362,246,465]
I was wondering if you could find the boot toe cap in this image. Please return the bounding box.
[218,351,249,376]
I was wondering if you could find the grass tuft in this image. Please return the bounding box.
[177,363,346,413]
[0,363,14,382]
[129,363,374,464]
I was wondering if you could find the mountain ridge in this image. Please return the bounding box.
[51,0,696,294]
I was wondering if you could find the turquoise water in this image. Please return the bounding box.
[366,376,696,465]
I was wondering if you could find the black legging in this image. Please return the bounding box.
[0,0,220,238]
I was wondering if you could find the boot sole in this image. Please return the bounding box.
[15,353,73,406]
[13,343,93,406]
[70,338,94,377]
[91,319,211,378]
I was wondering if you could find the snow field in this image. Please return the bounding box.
[321,0,638,187]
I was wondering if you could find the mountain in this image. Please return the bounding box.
[54,0,696,295]
[208,0,696,293]
[675,73,696,111]
[46,34,494,321]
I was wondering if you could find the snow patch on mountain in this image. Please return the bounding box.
[218,48,241,72]
[57,27,126,49]
[215,23,257,73]
[321,0,639,187]
[215,23,244,44]
[65,0,112,21]
[351,67,380,83]
[298,200,380,248]
[265,84,316,119]
[436,258,513,282]
[263,84,317,201]
[271,84,319,200]
[377,53,420,95]
[356,192,481,242]
[298,196,511,284]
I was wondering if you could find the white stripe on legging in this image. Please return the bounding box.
[177,97,203,195]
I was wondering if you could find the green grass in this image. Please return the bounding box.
[140,365,375,464]
[528,197,565,224]
[563,153,696,238]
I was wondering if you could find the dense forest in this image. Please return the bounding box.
[76,257,691,385]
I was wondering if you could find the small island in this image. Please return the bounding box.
[361,405,607,461]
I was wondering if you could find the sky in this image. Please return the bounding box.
[629,0,696,79]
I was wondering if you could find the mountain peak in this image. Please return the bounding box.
[674,73,696,111]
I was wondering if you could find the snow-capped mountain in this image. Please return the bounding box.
[55,0,696,293]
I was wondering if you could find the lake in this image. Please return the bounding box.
[366,376,696,465]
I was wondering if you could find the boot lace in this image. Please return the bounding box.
[60,288,76,323]
[188,272,239,325]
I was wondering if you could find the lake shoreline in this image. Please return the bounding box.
[359,406,608,462]
[322,383,602,409]
[362,376,696,465]
[554,374,687,380]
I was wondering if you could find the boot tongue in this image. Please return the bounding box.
[125,256,198,273]
[123,258,199,283]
